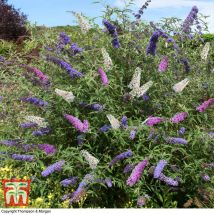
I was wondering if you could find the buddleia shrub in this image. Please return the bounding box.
[0,0,28,41]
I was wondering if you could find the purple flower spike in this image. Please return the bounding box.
[130,129,137,140]
[170,112,188,123]
[20,122,38,129]
[38,144,56,155]
[20,97,48,107]
[98,67,109,86]
[154,160,168,178]
[123,164,134,174]
[59,32,71,45]
[64,114,89,133]
[105,178,113,187]
[202,174,210,182]
[178,127,186,135]
[196,98,214,112]
[32,128,51,136]
[182,6,199,33]
[166,137,188,145]
[158,57,168,72]
[103,20,120,48]
[100,124,111,132]
[109,150,133,168]
[146,116,164,126]
[60,177,78,187]
[127,159,148,187]
[146,31,160,56]
[41,160,65,177]
[0,96,3,101]
[79,102,104,112]
[47,56,83,78]
[121,116,128,128]
[208,132,214,138]
[159,173,179,186]
[12,154,35,162]
[77,134,86,146]
[0,139,22,147]
[70,43,83,55]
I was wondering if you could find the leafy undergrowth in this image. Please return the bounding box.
[0,2,214,208]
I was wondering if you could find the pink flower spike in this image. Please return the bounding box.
[158,57,168,72]
[170,112,188,123]
[31,67,49,81]
[98,67,109,86]
[196,98,214,112]
[126,159,148,187]
[146,116,164,126]
[64,114,89,133]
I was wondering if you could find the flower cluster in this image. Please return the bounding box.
[60,176,78,187]
[19,122,38,129]
[173,78,189,93]
[126,159,148,187]
[25,116,48,128]
[80,150,99,169]
[79,102,104,112]
[146,31,160,56]
[146,116,164,126]
[154,160,168,178]
[20,97,48,107]
[98,67,109,86]
[47,55,83,78]
[70,43,83,55]
[103,20,120,48]
[64,114,89,133]
[134,0,152,19]
[201,42,210,60]
[170,112,188,123]
[166,137,188,145]
[59,32,71,45]
[182,6,199,33]
[196,98,214,112]
[32,128,51,136]
[180,58,191,73]
[41,160,65,177]
[55,88,75,103]
[101,48,113,71]
[12,154,35,162]
[74,12,90,34]
[159,173,179,186]
[158,57,168,72]
[38,144,56,155]
[109,150,133,167]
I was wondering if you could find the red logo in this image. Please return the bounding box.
[2,179,31,207]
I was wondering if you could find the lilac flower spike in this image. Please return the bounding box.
[59,32,71,45]
[121,116,128,128]
[79,102,104,112]
[32,128,51,136]
[202,174,210,182]
[170,112,188,123]
[154,160,168,179]
[166,137,188,145]
[60,177,78,187]
[103,20,120,48]
[98,67,109,86]
[38,144,56,155]
[20,122,38,129]
[196,98,214,112]
[20,97,48,107]
[126,159,148,187]
[130,129,137,140]
[178,127,186,135]
[182,6,199,33]
[12,154,35,162]
[159,173,179,186]
[123,164,134,174]
[105,178,113,187]
[29,67,49,83]
[146,116,164,126]
[146,31,160,56]
[109,150,133,168]
[41,160,65,177]
[47,56,83,78]
[158,57,168,72]
[100,124,111,132]
[64,114,89,133]
[70,43,83,55]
